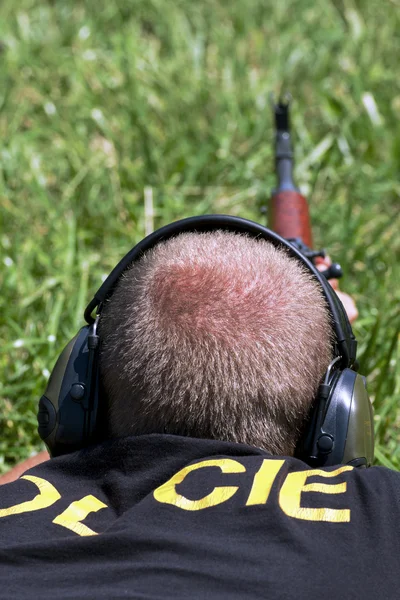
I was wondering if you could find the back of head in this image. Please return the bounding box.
[99,231,333,455]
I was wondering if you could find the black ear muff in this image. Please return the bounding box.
[38,322,100,457]
[297,362,374,468]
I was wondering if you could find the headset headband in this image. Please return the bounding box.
[84,215,356,368]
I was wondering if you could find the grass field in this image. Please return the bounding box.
[1,0,399,472]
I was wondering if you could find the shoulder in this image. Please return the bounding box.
[350,464,400,494]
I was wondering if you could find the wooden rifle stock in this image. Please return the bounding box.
[270,190,313,249]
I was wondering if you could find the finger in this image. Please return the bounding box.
[315,259,339,290]
[315,255,332,268]
[335,290,359,324]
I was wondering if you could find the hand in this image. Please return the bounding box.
[316,256,358,324]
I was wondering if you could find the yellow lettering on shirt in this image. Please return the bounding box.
[246,459,285,506]
[53,495,107,536]
[0,475,61,518]
[154,458,246,511]
[279,465,353,522]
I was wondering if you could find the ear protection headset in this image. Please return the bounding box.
[37,214,374,467]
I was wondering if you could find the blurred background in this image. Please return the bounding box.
[1,0,399,472]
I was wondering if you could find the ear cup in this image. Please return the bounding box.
[38,326,100,457]
[297,369,374,467]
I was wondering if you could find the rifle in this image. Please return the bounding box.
[270,94,342,281]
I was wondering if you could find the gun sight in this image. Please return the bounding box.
[270,92,292,132]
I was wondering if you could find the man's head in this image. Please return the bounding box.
[99,231,333,456]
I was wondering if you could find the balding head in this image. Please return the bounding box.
[99,231,333,455]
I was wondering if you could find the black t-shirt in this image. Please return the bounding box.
[0,434,399,599]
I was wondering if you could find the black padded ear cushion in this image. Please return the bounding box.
[297,369,374,467]
[38,326,99,457]
[341,373,374,467]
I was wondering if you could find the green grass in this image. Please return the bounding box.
[1,0,399,472]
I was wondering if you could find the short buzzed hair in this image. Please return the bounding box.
[99,231,333,456]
